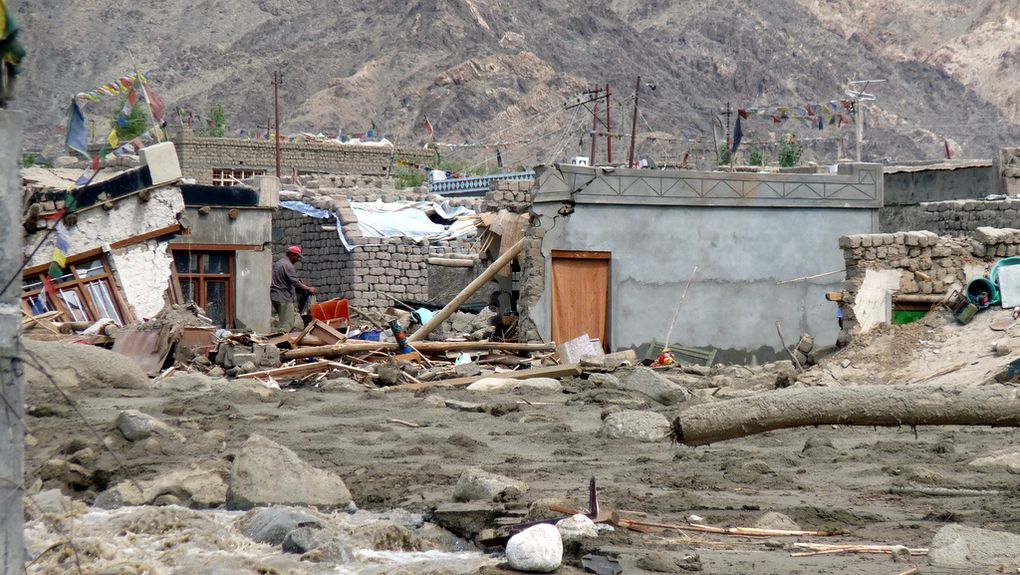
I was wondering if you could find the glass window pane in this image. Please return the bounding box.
[86,280,123,325]
[204,281,228,327]
[205,253,231,275]
[181,280,195,303]
[74,259,105,279]
[173,252,190,274]
[57,288,91,322]
[26,294,54,315]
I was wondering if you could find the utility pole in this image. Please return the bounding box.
[720,102,734,149]
[0,109,24,575]
[847,79,885,162]
[628,76,641,168]
[605,83,612,164]
[590,86,600,164]
[272,70,282,178]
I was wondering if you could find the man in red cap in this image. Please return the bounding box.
[270,245,317,332]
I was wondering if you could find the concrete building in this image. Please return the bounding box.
[170,131,434,185]
[518,162,884,363]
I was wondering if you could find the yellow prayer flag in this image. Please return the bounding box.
[107,128,119,149]
[52,248,66,268]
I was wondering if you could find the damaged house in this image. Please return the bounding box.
[21,143,277,331]
[511,162,885,363]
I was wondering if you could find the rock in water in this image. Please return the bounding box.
[453,468,529,502]
[226,434,352,509]
[928,523,1020,567]
[598,410,672,442]
[505,523,563,573]
[235,507,322,545]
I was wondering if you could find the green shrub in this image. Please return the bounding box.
[749,148,764,166]
[778,135,804,168]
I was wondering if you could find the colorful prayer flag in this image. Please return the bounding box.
[142,83,165,124]
[107,128,119,149]
[65,98,89,157]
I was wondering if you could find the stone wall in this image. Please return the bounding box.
[271,184,479,309]
[482,179,534,214]
[836,228,1019,342]
[173,132,434,184]
[882,199,1020,236]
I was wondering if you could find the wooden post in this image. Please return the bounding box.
[0,110,25,573]
[407,238,526,343]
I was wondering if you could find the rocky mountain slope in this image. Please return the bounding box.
[11,0,1020,166]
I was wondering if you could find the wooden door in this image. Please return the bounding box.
[551,251,610,350]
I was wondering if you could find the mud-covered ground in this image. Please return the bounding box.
[19,310,1020,574]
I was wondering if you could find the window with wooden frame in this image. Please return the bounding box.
[211,168,265,187]
[21,257,129,325]
[171,249,235,328]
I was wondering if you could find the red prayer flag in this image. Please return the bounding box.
[423,115,434,139]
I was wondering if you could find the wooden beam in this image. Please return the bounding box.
[427,257,476,267]
[384,363,581,392]
[408,237,526,343]
[282,339,555,361]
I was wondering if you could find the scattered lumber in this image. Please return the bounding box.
[672,382,1020,446]
[237,360,376,381]
[385,363,581,392]
[427,257,476,267]
[408,237,526,343]
[281,340,554,361]
[790,542,927,557]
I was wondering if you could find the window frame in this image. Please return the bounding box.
[211,168,266,187]
[20,256,131,325]
[170,247,236,328]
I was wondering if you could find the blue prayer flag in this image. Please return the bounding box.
[65,98,89,157]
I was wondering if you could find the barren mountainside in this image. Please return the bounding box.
[13,0,1020,165]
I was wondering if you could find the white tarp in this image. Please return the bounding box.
[351,200,475,240]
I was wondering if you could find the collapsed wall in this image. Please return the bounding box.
[836,227,1019,343]
[271,175,480,310]
[885,199,1020,236]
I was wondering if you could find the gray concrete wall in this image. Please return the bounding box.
[172,207,274,331]
[235,250,273,332]
[883,164,999,206]
[0,111,24,573]
[532,203,875,362]
[527,161,884,362]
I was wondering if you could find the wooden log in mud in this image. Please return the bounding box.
[672,383,1020,446]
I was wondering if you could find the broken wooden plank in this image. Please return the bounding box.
[385,363,581,392]
[407,237,526,343]
[427,257,476,267]
[281,339,554,361]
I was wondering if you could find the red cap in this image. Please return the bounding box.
[286,246,303,259]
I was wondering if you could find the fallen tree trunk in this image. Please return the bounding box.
[672,383,1020,446]
[281,340,554,361]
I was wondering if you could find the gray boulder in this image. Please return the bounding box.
[505,523,563,573]
[621,367,691,405]
[929,524,1020,567]
[235,507,322,545]
[598,410,672,442]
[282,525,332,554]
[116,410,175,441]
[227,434,352,509]
[453,468,529,502]
[95,466,227,509]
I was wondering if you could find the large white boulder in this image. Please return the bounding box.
[505,523,563,573]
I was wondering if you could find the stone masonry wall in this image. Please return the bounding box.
[272,181,480,310]
[836,227,1020,342]
[482,179,534,214]
[883,199,1020,236]
[173,132,434,184]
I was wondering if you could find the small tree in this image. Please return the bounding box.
[749,148,764,167]
[114,103,149,141]
[778,134,804,168]
[196,104,228,137]
[717,144,731,166]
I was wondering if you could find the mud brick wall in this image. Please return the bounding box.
[835,228,1020,342]
[173,132,434,184]
[887,199,1020,236]
[482,180,534,213]
[272,189,479,309]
